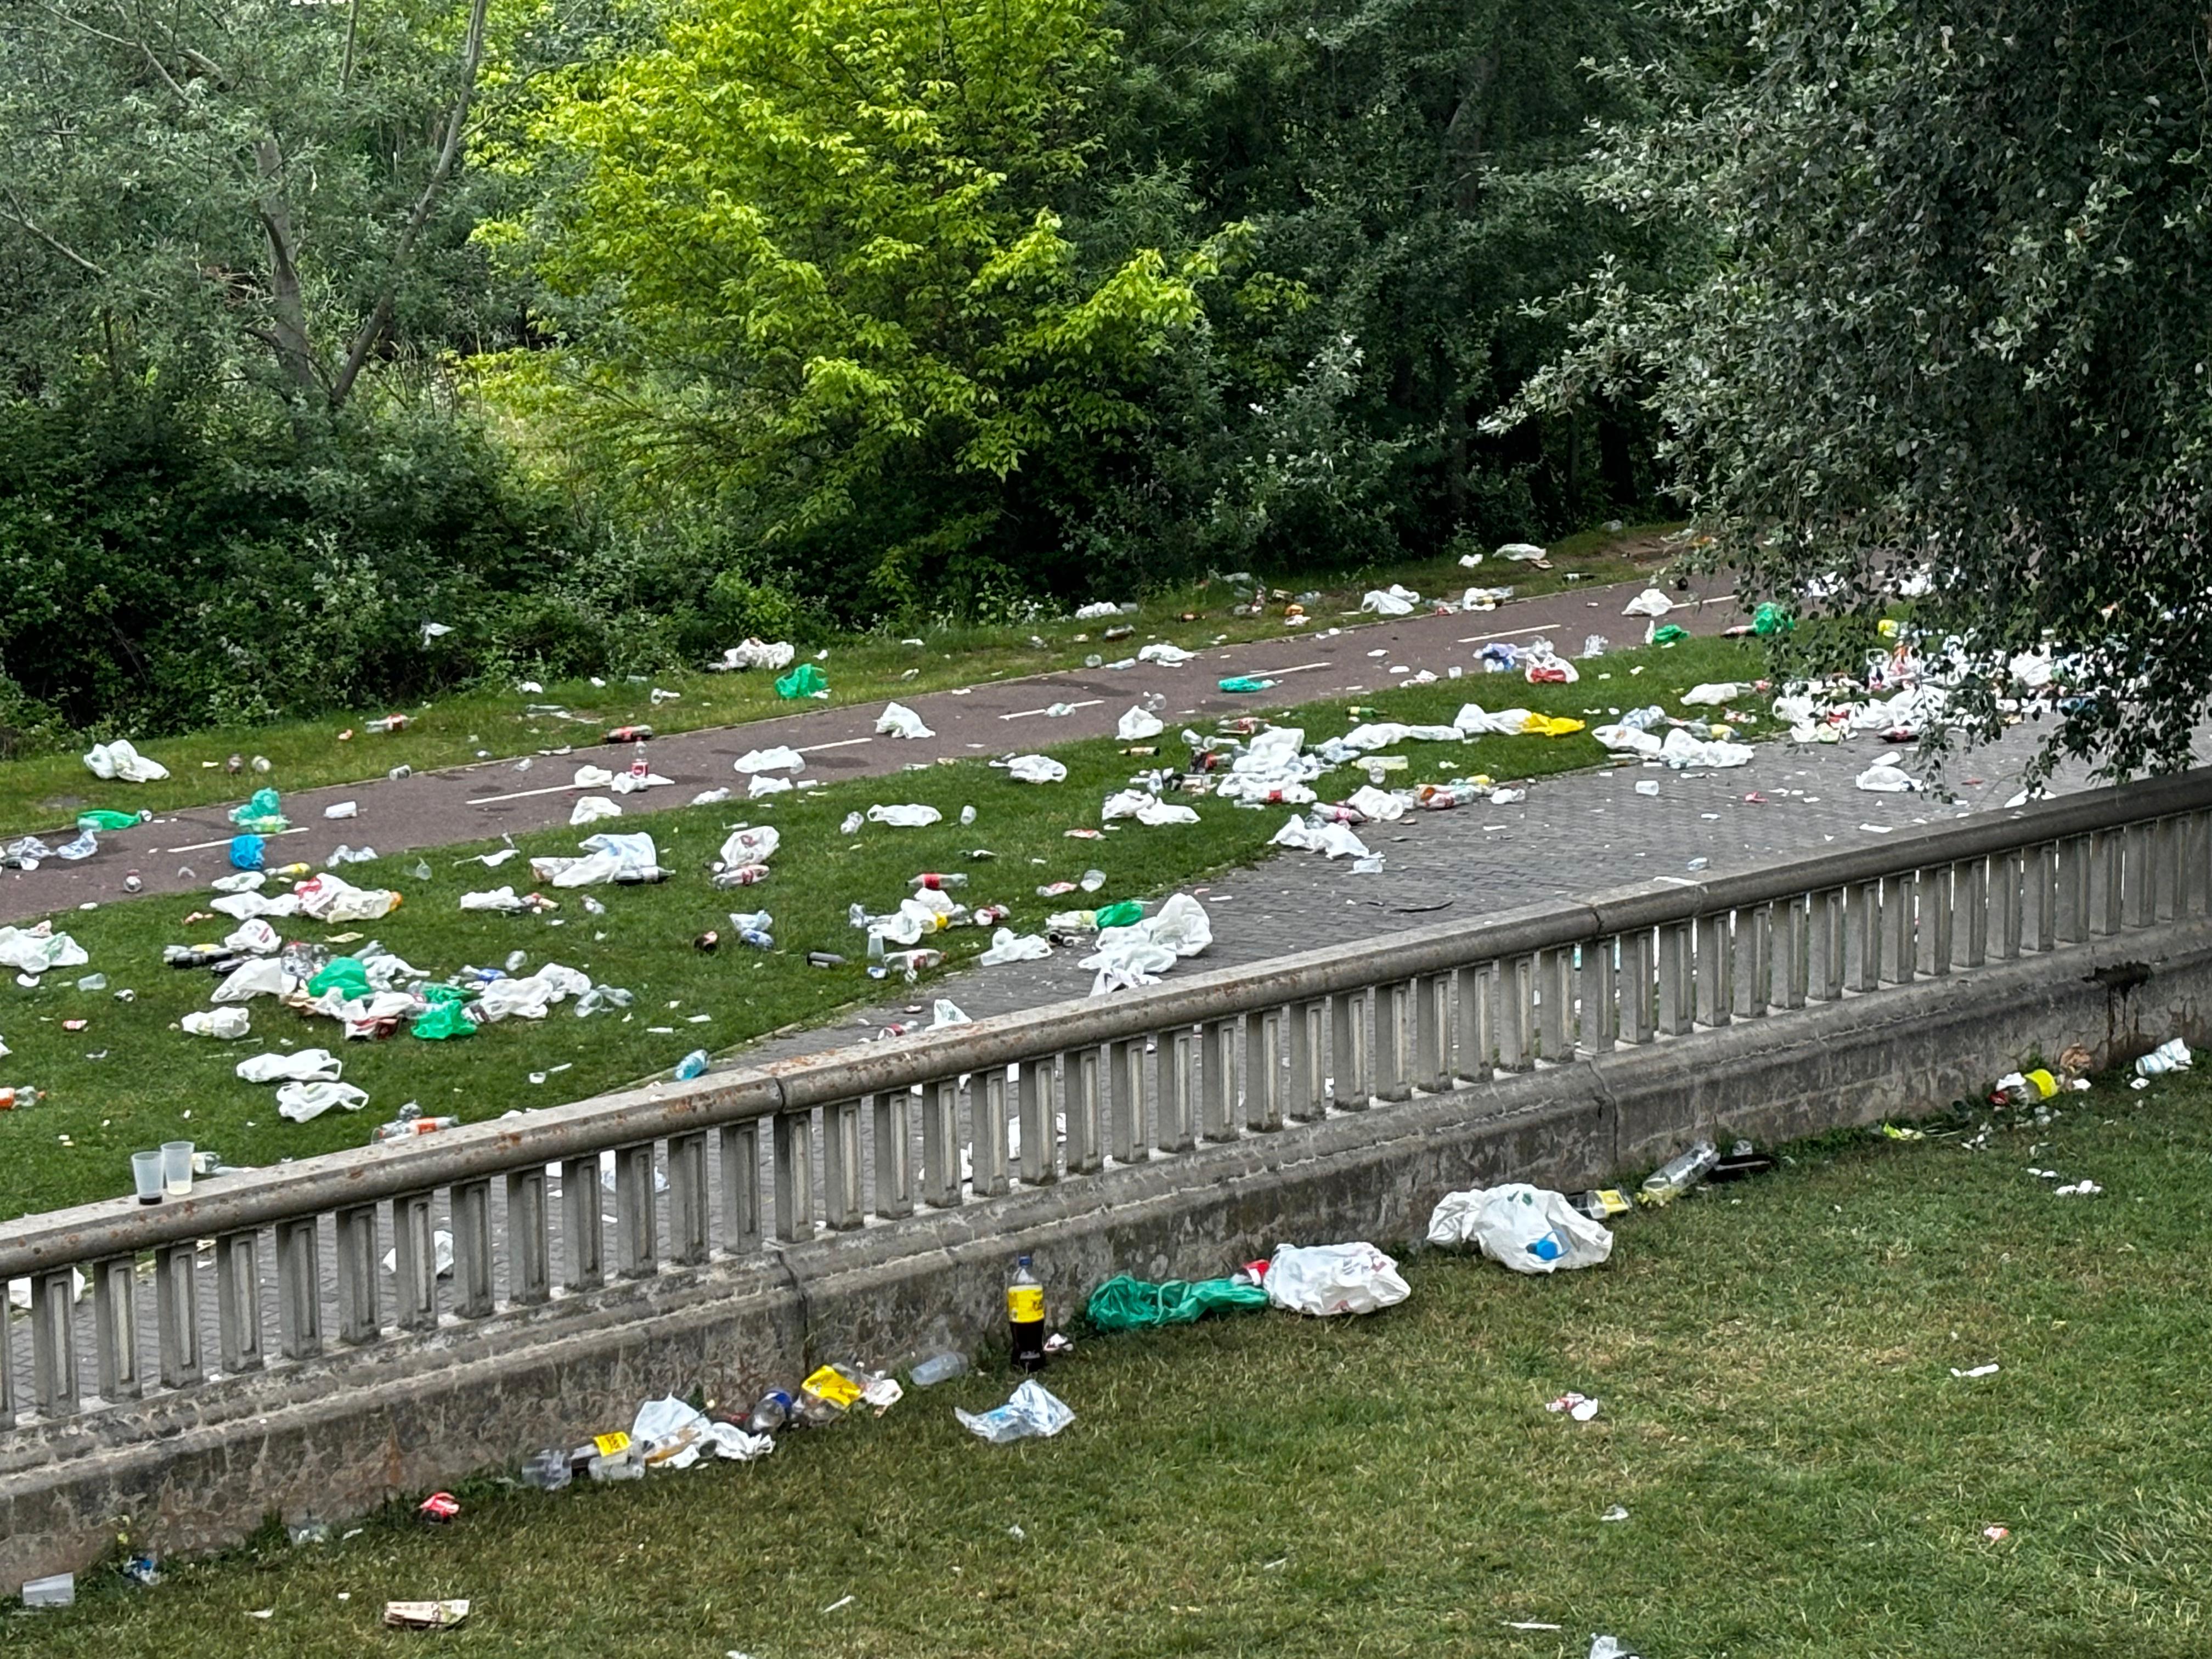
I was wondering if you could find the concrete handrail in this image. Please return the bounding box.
[4,761,2210,1427]
[2,765,2209,1279]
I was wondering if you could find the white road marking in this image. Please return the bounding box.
[166,826,310,854]
[464,783,580,807]
[795,736,873,753]
[1000,698,1104,721]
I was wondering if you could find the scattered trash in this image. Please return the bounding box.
[1639,1141,1718,1206]
[955,1379,1076,1443]
[1359,585,1419,616]
[1546,1392,1601,1422]
[383,1600,471,1630]
[2136,1037,2192,1077]
[1588,1636,1641,1659]
[1425,1184,1616,1273]
[1086,1273,1269,1329]
[1005,755,1068,784]
[1116,706,1165,741]
[1949,1363,2000,1379]
[83,740,170,784]
[910,1351,970,1387]
[1621,588,1672,618]
[876,702,934,740]
[867,803,944,828]
[1599,1505,1630,1523]
[776,663,828,699]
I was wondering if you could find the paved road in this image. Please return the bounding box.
[0,572,1742,924]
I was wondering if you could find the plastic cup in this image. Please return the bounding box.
[160,1141,194,1199]
[131,1150,163,1204]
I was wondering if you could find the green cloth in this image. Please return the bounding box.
[306,958,372,1000]
[775,663,827,698]
[410,983,475,1040]
[76,809,140,831]
[1650,623,1689,645]
[1086,1273,1269,1331]
[1092,900,1143,930]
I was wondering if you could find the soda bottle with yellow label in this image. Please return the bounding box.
[1007,1254,1046,1372]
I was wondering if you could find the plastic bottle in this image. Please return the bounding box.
[603,724,653,744]
[0,1086,43,1111]
[1079,868,1107,892]
[1638,1140,1719,1206]
[1007,1254,1046,1373]
[743,1389,794,1433]
[910,1351,969,1387]
[729,909,772,933]
[737,928,774,950]
[910,872,968,890]
[519,1448,572,1491]
[674,1049,710,1081]
[371,1115,458,1143]
[968,904,1011,927]
[713,864,771,888]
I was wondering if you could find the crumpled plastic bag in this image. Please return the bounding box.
[630,1395,774,1468]
[1496,541,1549,561]
[1681,681,1748,708]
[1101,789,1199,826]
[1136,642,1194,665]
[731,746,804,774]
[1345,785,1406,823]
[1658,727,1754,769]
[476,963,591,1022]
[1005,755,1066,784]
[381,1231,454,1279]
[238,1048,343,1085]
[867,803,943,828]
[876,701,934,740]
[278,1080,370,1122]
[411,984,475,1040]
[712,637,796,672]
[83,739,170,784]
[210,890,301,921]
[1264,1242,1411,1316]
[182,1007,251,1040]
[776,663,827,698]
[533,832,660,888]
[747,774,792,798]
[223,918,282,956]
[1081,893,1211,994]
[0,924,89,977]
[1359,585,1419,616]
[1453,702,1540,737]
[210,870,267,894]
[212,958,289,1001]
[459,886,527,913]
[1269,815,1370,859]
[611,769,671,794]
[978,928,1052,966]
[571,795,623,827]
[1116,706,1165,741]
[295,873,402,922]
[955,1379,1076,1443]
[1622,587,1673,618]
[719,826,781,866]
[1856,755,1919,792]
[1425,1184,1616,1274]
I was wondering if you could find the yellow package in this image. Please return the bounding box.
[1520,714,1587,738]
[801,1365,866,1409]
[2024,1068,2058,1099]
[591,1431,630,1457]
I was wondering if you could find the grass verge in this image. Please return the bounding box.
[5,1052,2204,1655]
[1,633,1758,1219]
[2,528,1679,838]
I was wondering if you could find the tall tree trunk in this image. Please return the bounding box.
[255,138,321,400]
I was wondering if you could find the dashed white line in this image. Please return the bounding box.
[464,783,580,808]
[795,736,874,753]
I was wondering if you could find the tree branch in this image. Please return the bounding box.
[327,0,489,410]
[0,190,109,278]
[253,139,324,398]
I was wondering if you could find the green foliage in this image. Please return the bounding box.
[1511,0,2212,779]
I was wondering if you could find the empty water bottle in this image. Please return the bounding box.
[1639,1140,1719,1206]
[910,1351,969,1387]
[737,928,774,950]
[867,933,886,979]
[674,1049,710,1081]
[520,1447,573,1491]
[743,1389,794,1433]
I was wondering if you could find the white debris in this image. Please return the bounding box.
[1621,588,1672,618]
[867,803,944,828]
[710,639,796,672]
[876,702,934,740]
[1359,585,1420,616]
[1004,755,1067,785]
[569,795,623,826]
[1116,706,1165,741]
[83,740,170,783]
[1269,815,1370,859]
[731,746,805,773]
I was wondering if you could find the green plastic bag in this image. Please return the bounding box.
[411,983,475,1041]
[1093,900,1143,930]
[1217,675,1273,693]
[1086,1273,1269,1331]
[775,663,827,699]
[1650,624,1688,645]
[229,787,287,832]
[76,809,142,832]
[307,958,373,1001]
[1752,601,1794,636]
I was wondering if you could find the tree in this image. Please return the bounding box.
[488,0,1228,614]
[1509,0,2212,778]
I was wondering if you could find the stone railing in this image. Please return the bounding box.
[4,768,2210,1429]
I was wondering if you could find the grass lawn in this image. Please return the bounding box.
[7,1049,2205,1654]
[0,634,1763,1219]
[1,524,1676,839]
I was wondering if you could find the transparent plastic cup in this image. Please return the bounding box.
[161,1141,195,1199]
[131,1150,163,1204]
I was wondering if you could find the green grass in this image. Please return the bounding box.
[0,633,1759,1219]
[2,526,1680,839]
[9,1056,2208,1655]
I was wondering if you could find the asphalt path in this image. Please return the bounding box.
[2,572,1739,924]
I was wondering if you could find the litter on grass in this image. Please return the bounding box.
[955,1379,1075,1443]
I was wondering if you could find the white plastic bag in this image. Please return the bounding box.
[570,795,622,827]
[747,773,793,798]
[1004,754,1067,785]
[876,702,934,740]
[182,1007,251,1040]
[1116,706,1165,740]
[0,925,89,975]
[731,746,804,774]
[1136,642,1194,665]
[1359,585,1419,616]
[1269,815,1369,859]
[1680,681,1748,708]
[278,1080,370,1122]
[1855,755,1919,792]
[212,958,289,1002]
[867,803,943,828]
[955,1379,1075,1443]
[1265,1242,1410,1316]
[719,826,781,866]
[1425,1184,1615,1274]
[978,928,1052,966]
[83,739,170,783]
[223,919,281,956]
[1622,587,1672,618]
[237,1048,342,1085]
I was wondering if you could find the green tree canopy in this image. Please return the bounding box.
[1513,0,2212,777]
